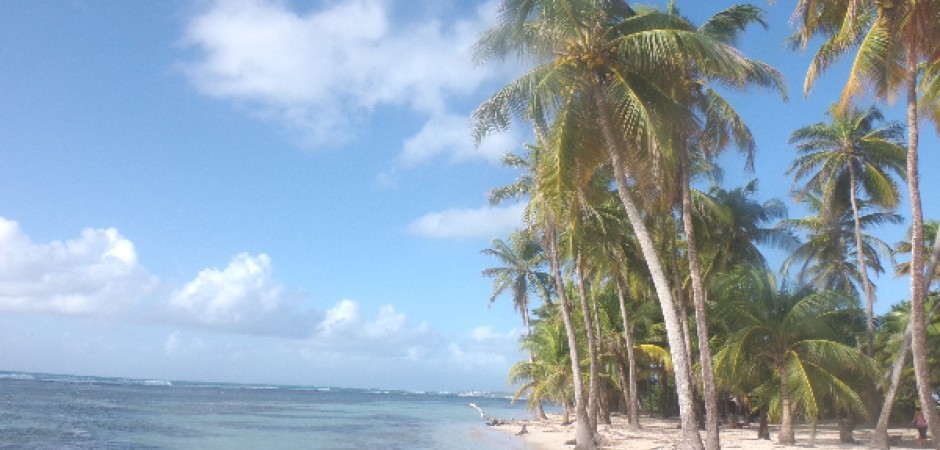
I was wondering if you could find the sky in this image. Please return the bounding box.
[0,0,937,393]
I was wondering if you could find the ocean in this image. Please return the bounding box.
[0,372,533,449]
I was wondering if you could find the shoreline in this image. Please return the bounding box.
[492,413,933,449]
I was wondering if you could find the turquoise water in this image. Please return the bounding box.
[0,372,532,449]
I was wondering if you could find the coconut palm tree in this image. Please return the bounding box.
[711,265,877,445]
[790,1,940,440]
[697,180,795,275]
[481,229,553,334]
[473,3,784,447]
[782,193,899,297]
[787,104,906,356]
[870,221,940,447]
[662,5,787,442]
[509,304,574,420]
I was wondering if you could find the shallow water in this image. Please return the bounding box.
[0,372,530,449]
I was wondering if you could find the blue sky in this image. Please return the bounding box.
[0,0,937,392]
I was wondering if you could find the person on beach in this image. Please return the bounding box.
[912,410,928,440]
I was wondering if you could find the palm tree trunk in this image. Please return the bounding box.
[575,252,600,433]
[778,368,796,445]
[680,162,720,450]
[871,231,940,449]
[903,49,940,450]
[848,164,877,357]
[671,245,696,389]
[590,285,611,425]
[593,91,703,450]
[616,278,642,430]
[546,223,595,450]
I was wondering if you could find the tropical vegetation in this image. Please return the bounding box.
[473,1,939,449]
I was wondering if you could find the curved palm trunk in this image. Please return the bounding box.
[847,164,877,357]
[680,163,720,450]
[778,367,796,445]
[575,252,600,433]
[871,231,940,449]
[616,278,642,430]
[594,91,703,450]
[546,225,595,450]
[903,50,940,450]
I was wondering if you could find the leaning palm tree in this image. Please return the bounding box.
[712,265,877,445]
[790,1,940,440]
[788,104,906,356]
[472,3,784,447]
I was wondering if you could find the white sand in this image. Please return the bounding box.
[493,414,932,449]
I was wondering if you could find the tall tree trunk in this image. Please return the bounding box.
[616,279,642,430]
[590,286,612,425]
[680,162,720,450]
[671,247,696,391]
[871,231,940,449]
[546,224,595,450]
[903,50,940,450]
[575,252,600,434]
[778,367,796,445]
[848,164,877,357]
[594,91,703,450]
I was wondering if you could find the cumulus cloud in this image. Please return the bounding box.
[405,202,525,239]
[170,253,282,325]
[0,217,156,316]
[399,113,520,166]
[0,217,525,383]
[181,0,505,149]
[167,252,318,337]
[311,299,427,356]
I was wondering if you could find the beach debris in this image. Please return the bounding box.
[516,424,528,435]
[468,403,510,426]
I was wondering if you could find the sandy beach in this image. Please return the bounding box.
[493,414,932,449]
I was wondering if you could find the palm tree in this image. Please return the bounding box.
[663,5,786,443]
[896,221,940,280]
[790,1,940,440]
[481,229,553,335]
[711,265,876,445]
[482,228,554,419]
[870,221,940,447]
[697,180,795,274]
[509,304,574,420]
[782,193,899,298]
[787,104,906,356]
[473,3,784,447]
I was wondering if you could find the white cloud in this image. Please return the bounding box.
[181,0,505,148]
[167,253,317,337]
[0,217,156,316]
[406,203,525,239]
[170,253,282,325]
[312,300,421,348]
[399,113,519,166]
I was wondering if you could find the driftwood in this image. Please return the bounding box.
[468,403,517,427]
